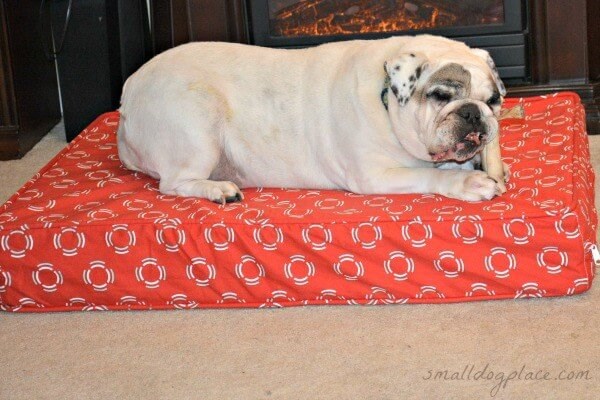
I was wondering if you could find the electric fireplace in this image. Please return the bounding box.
[267,0,505,38]
[249,0,528,83]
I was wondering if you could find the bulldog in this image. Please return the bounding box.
[118,34,508,204]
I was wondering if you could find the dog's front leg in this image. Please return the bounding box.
[357,167,499,202]
[349,90,499,201]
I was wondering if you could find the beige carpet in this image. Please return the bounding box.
[0,125,598,400]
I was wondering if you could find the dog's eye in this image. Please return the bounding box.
[427,90,452,103]
[486,92,501,107]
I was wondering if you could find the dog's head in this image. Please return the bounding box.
[383,38,506,163]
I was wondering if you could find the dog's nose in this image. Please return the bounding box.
[457,104,482,125]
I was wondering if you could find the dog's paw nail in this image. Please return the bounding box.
[211,196,226,206]
[224,193,243,203]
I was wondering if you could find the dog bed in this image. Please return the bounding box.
[0,92,596,312]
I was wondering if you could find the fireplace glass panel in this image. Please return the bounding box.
[268,0,505,38]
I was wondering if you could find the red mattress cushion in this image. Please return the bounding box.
[0,92,597,312]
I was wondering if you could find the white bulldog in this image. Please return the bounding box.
[118,34,508,204]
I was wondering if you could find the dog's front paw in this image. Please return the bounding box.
[444,170,498,202]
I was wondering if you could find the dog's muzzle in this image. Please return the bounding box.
[430,103,492,162]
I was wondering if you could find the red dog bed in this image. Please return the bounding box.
[0,92,596,312]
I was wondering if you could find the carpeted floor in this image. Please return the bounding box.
[0,123,598,400]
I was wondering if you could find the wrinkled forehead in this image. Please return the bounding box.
[426,63,472,92]
[425,62,497,98]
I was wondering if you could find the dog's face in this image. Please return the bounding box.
[384,47,506,163]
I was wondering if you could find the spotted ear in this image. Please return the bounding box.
[472,48,506,97]
[384,52,429,106]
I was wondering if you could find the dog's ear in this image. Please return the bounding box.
[384,52,429,106]
[471,48,506,97]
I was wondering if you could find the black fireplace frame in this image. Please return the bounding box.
[249,0,523,45]
[248,0,529,83]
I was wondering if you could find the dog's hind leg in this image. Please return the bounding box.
[156,137,244,204]
[121,69,245,203]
